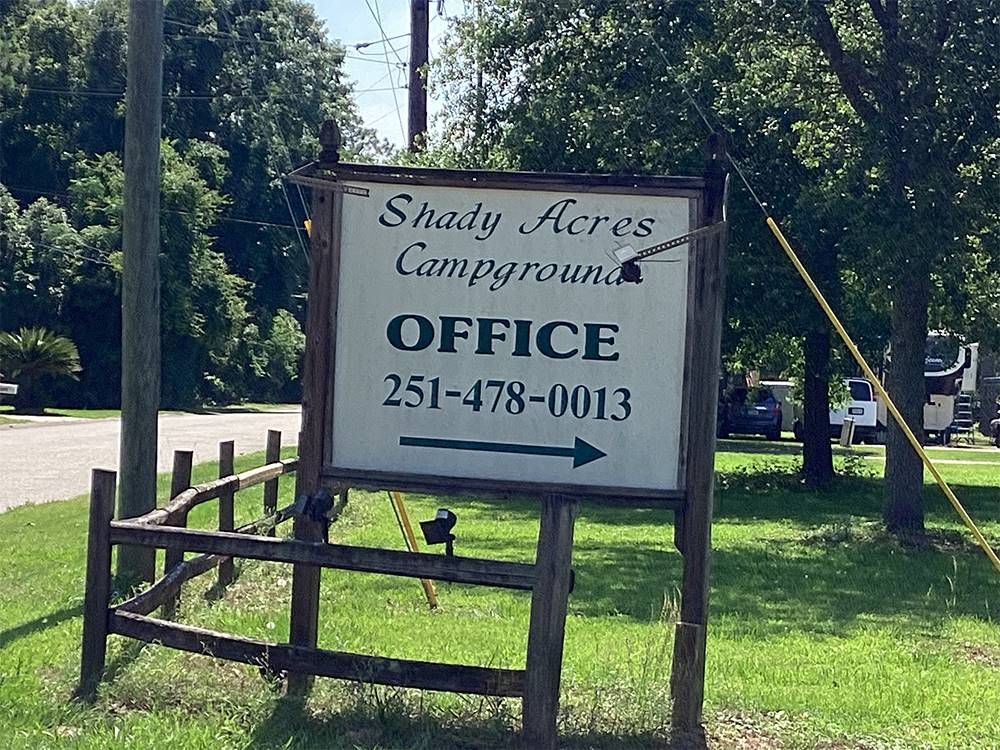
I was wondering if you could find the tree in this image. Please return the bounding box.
[0,0,380,407]
[0,326,81,411]
[69,140,259,408]
[432,0,857,482]
[434,1,999,515]
[0,184,92,361]
[792,0,1000,533]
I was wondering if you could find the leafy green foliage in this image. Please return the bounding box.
[0,0,379,407]
[433,0,1000,507]
[0,325,80,410]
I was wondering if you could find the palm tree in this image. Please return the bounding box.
[0,327,82,413]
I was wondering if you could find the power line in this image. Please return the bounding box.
[225,0,310,260]
[164,28,283,47]
[640,30,769,215]
[365,0,406,142]
[33,240,114,268]
[354,85,408,95]
[344,54,406,66]
[354,43,409,58]
[163,19,284,46]
[16,85,297,101]
[364,0,407,67]
[367,105,405,126]
[2,184,300,231]
[354,32,410,49]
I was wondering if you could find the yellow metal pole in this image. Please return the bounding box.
[389,491,439,608]
[766,216,1000,575]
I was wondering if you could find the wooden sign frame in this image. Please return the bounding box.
[291,163,702,504]
[283,123,728,748]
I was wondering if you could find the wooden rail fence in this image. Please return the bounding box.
[78,432,538,706]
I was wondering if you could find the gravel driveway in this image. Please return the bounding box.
[0,408,301,512]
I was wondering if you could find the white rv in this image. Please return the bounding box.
[790,343,978,445]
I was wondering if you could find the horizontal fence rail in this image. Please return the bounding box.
[109,610,526,697]
[109,522,537,590]
[116,505,296,617]
[80,432,544,708]
[132,457,299,527]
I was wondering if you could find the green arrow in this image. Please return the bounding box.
[399,435,607,468]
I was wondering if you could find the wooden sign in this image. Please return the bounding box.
[285,130,729,749]
[302,164,706,502]
[76,125,726,750]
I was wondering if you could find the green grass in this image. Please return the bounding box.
[723,437,1000,464]
[1,446,999,748]
[0,415,26,425]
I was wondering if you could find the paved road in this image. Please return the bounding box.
[0,408,301,512]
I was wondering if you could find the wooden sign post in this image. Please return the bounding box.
[286,122,727,747]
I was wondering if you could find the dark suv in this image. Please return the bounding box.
[717,385,782,441]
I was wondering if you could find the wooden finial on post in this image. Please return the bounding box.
[318,119,341,167]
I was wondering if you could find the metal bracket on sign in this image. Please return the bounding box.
[608,219,727,284]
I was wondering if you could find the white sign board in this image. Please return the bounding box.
[328,177,695,495]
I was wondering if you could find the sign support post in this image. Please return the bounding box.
[288,122,345,695]
[669,133,728,732]
[523,493,578,749]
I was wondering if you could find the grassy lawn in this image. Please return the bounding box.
[727,437,1000,464]
[1,446,999,748]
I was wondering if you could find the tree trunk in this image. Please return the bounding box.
[883,264,929,535]
[800,229,838,484]
[11,374,42,413]
[802,326,834,482]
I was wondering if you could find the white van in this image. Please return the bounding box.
[789,377,879,443]
[831,378,879,443]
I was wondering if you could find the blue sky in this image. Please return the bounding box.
[311,0,453,148]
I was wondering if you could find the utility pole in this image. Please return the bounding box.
[407,0,429,151]
[117,0,164,585]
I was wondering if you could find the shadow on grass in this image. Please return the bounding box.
[564,530,997,633]
[178,406,293,416]
[0,604,82,649]
[101,639,148,685]
[244,694,515,750]
[715,437,877,457]
[378,475,1000,633]
[244,695,700,750]
[716,437,804,456]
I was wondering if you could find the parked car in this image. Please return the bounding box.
[717,385,782,440]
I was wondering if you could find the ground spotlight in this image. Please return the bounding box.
[419,508,457,557]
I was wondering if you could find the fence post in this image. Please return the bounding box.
[263,429,281,536]
[162,449,193,618]
[78,469,117,701]
[218,440,236,587]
